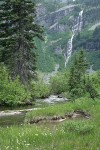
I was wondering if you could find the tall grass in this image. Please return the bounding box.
[25,97,99,120]
[0,98,100,150]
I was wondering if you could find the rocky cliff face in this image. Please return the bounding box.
[36,0,100,71]
[37,4,76,31]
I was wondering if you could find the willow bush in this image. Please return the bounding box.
[0,65,31,106]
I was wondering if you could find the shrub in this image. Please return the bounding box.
[50,72,69,94]
[31,80,51,99]
[0,65,31,106]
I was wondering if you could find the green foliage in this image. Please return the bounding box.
[0,98,100,150]
[88,71,100,95]
[73,26,100,51]
[91,71,100,86]
[50,72,69,94]
[73,29,93,50]
[71,50,100,71]
[0,0,43,84]
[73,27,100,70]
[68,50,88,99]
[0,65,31,106]
[93,26,100,39]
[35,38,55,72]
[34,0,100,73]
[58,8,81,26]
[85,76,98,100]
[35,32,68,72]
[86,51,100,70]
[31,80,51,99]
[68,50,99,100]
[26,97,100,119]
[63,121,94,135]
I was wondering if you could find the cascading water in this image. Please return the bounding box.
[64,34,74,67]
[64,10,83,67]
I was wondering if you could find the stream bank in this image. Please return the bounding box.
[0,95,68,126]
[28,110,90,124]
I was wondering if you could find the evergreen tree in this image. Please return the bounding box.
[68,50,88,99]
[85,76,98,100]
[0,0,43,84]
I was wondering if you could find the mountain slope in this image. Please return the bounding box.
[35,0,100,72]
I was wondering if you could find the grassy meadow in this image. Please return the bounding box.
[0,98,100,150]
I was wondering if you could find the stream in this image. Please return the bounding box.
[0,95,68,127]
[0,63,65,127]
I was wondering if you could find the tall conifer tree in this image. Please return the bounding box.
[0,0,43,84]
[68,50,88,99]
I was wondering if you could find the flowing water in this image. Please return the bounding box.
[36,95,68,104]
[0,95,68,126]
[64,10,83,67]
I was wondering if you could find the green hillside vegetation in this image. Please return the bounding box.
[35,30,71,72]
[0,50,99,106]
[35,38,55,72]
[34,0,100,72]
[73,26,100,70]
[86,51,100,70]
[50,51,99,99]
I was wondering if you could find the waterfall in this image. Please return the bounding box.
[64,34,74,67]
[79,10,83,31]
[64,10,83,67]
